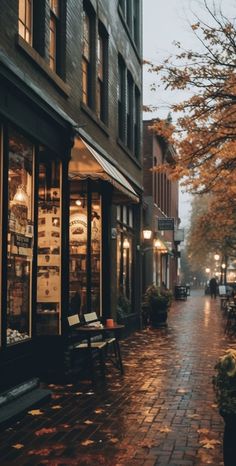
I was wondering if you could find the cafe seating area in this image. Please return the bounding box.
[66,312,124,381]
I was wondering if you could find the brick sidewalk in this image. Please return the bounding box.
[0,290,233,465]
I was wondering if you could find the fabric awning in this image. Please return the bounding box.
[69,136,139,203]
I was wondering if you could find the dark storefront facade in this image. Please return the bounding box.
[0,0,143,390]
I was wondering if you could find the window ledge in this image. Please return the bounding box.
[16,35,71,97]
[117,138,141,168]
[81,102,109,136]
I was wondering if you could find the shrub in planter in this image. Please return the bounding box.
[142,284,172,328]
[116,294,131,324]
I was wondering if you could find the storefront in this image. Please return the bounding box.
[0,59,141,391]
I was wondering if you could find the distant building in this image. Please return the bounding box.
[143,120,181,292]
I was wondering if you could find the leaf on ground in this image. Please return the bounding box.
[84,420,93,425]
[51,394,61,400]
[109,437,119,444]
[197,428,210,434]
[81,439,95,446]
[188,413,200,419]
[12,443,24,449]
[178,389,188,394]
[200,438,221,449]
[94,409,104,414]
[35,427,57,436]
[28,409,44,416]
[159,426,172,433]
[75,392,83,395]
[51,405,62,409]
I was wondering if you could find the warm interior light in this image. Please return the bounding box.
[221,263,226,269]
[214,253,220,261]
[143,229,152,240]
[154,239,162,249]
[13,185,28,206]
[123,238,130,249]
[205,267,210,273]
[75,199,82,206]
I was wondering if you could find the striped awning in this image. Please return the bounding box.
[69,136,139,203]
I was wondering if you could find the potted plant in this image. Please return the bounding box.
[142,284,172,328]
[213,348,236,466]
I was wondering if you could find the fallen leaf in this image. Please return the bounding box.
[188,414,200,419]
[35,427,57,436]
[75,392,83,395]
[159,426,172,433]
[84,420,93,425]
[28,409,44,416]
[198,428,210,434]
[94,409,104,414]
[110,437,119,444]
[51,405,62,409]
[12,444,24,449]
[81,439,94,446]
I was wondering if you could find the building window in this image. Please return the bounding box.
[36,154,62,336]
[18,0,33,45]
[82,9,91,106]
[127,72,134,151]
[133,0,140,47]
[119,0,140,48]
[118,55,126,142]
[49,0,60,72]
[7,129,34,345]
[97,24,108,123]
[134,86,140,158]
[117,206,134,301]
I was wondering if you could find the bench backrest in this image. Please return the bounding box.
[67,314,80,327]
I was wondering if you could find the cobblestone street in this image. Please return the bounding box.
[0,290,233,465]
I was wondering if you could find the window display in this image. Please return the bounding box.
[7,128,34,345]
[36,156,61,335]
[69,190,102,316]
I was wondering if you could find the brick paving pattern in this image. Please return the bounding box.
[0,290,234,465]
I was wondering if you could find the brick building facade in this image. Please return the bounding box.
[0,0,143,389]
[143,120,180,293]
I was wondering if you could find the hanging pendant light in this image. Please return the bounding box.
[13,185,29,206]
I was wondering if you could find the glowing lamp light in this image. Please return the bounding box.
[154,239,162,249]
[13,185,28,206]
[214,253,220,261]
[143,229,152,240]
[222,263,226,269]
[75,199,82,206]
[123,238,130,249]
[205,267,210,273]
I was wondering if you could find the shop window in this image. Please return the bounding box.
[117,206,134,301]
[97,24,108,123]
[49,0,60,73]
[127,72,134,152]
[7,129,34,345]
[18,0,33,45]
[69,189,102,317]
[36,154,61,336]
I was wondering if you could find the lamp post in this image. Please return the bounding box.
[221,263,226,284]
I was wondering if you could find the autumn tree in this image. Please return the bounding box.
[145,1,236,265]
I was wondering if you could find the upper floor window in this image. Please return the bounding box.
[118,55,126,142]
[97,24,108,123]
[82,9,91,106]
[119,0,140,48]
[118,56,140,159]
[18,0,33,45]
[49,0,60,72]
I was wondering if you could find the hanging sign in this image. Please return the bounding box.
[158,218,174,231]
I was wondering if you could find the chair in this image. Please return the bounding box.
[67,314,107,379]
[83,312,124,373]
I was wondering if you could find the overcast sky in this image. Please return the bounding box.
[142,0,235,227]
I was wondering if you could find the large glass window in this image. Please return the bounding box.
[36,153,61,335]
[18,0,33,45]
[7,129,34,345]
[117,206,133,301]
[69,188,102,317]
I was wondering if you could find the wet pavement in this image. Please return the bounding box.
[0,289,235,465]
